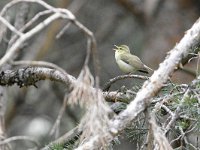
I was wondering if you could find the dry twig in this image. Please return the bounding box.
[103,74,149,91]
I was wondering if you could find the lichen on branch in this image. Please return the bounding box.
[0,67,75,88]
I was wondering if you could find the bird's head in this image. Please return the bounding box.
[113,45,130,54]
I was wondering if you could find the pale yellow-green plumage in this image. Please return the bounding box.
[113,45,153,74]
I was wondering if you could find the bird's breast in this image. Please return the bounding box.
[115,52,136,73]
[115,51,120,61]
[116,60,136,73]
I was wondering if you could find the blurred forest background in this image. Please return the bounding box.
[0,0,200,149]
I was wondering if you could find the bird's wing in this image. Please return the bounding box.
[120,53,145,69]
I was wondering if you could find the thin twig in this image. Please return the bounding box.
[0,136,39,147]
[0,16,23,36]
[164,88,190,134]
[0,13,61,67]
[0,0,54,16]
[56,22,72,39]
[50,94,68,137]
[1,0,99,88]
[161,104,174,117]
[149,113,173,150]
[103,74,149,91]
[0,0,76,68]
[9,10,53,46]
[196,52,200,77]
[73,20,100,87]
[7,2,29,48]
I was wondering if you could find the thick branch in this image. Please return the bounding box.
[0,67,129,103]
[0,67,75,88]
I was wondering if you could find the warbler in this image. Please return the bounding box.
[113,45,153,74]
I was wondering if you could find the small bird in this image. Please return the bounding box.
[113,45,153,74]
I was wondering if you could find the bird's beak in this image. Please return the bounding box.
[113,45,118,51]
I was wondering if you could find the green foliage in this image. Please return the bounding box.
[49,143,64,150]
[123,78,200,148]
[110,102,127,114]
[125,114,147,146]
[126,126,147,143]
[183,95,198,107]
[131,83,142,93]
[49,142,75,150]
[195,80,200,89]
[176,119,190,130]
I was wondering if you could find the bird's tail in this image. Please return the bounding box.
[144,65,154,74]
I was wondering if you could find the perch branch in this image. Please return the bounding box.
[103,74,149,91]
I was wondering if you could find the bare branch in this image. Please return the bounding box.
[0,0,56,16]
[0,13,61,67]
[164,88,190,134]
[9,9,53,46]
[149,114,173,150]
[0,0,76,68]
[0,16,23,36]
[0,0,100,87]
[56,22,72,39]
[0,67,75,88]
[103,74,149,91]
[0,136,39,147]
[49,94,68,138]
[73,20,100,86]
